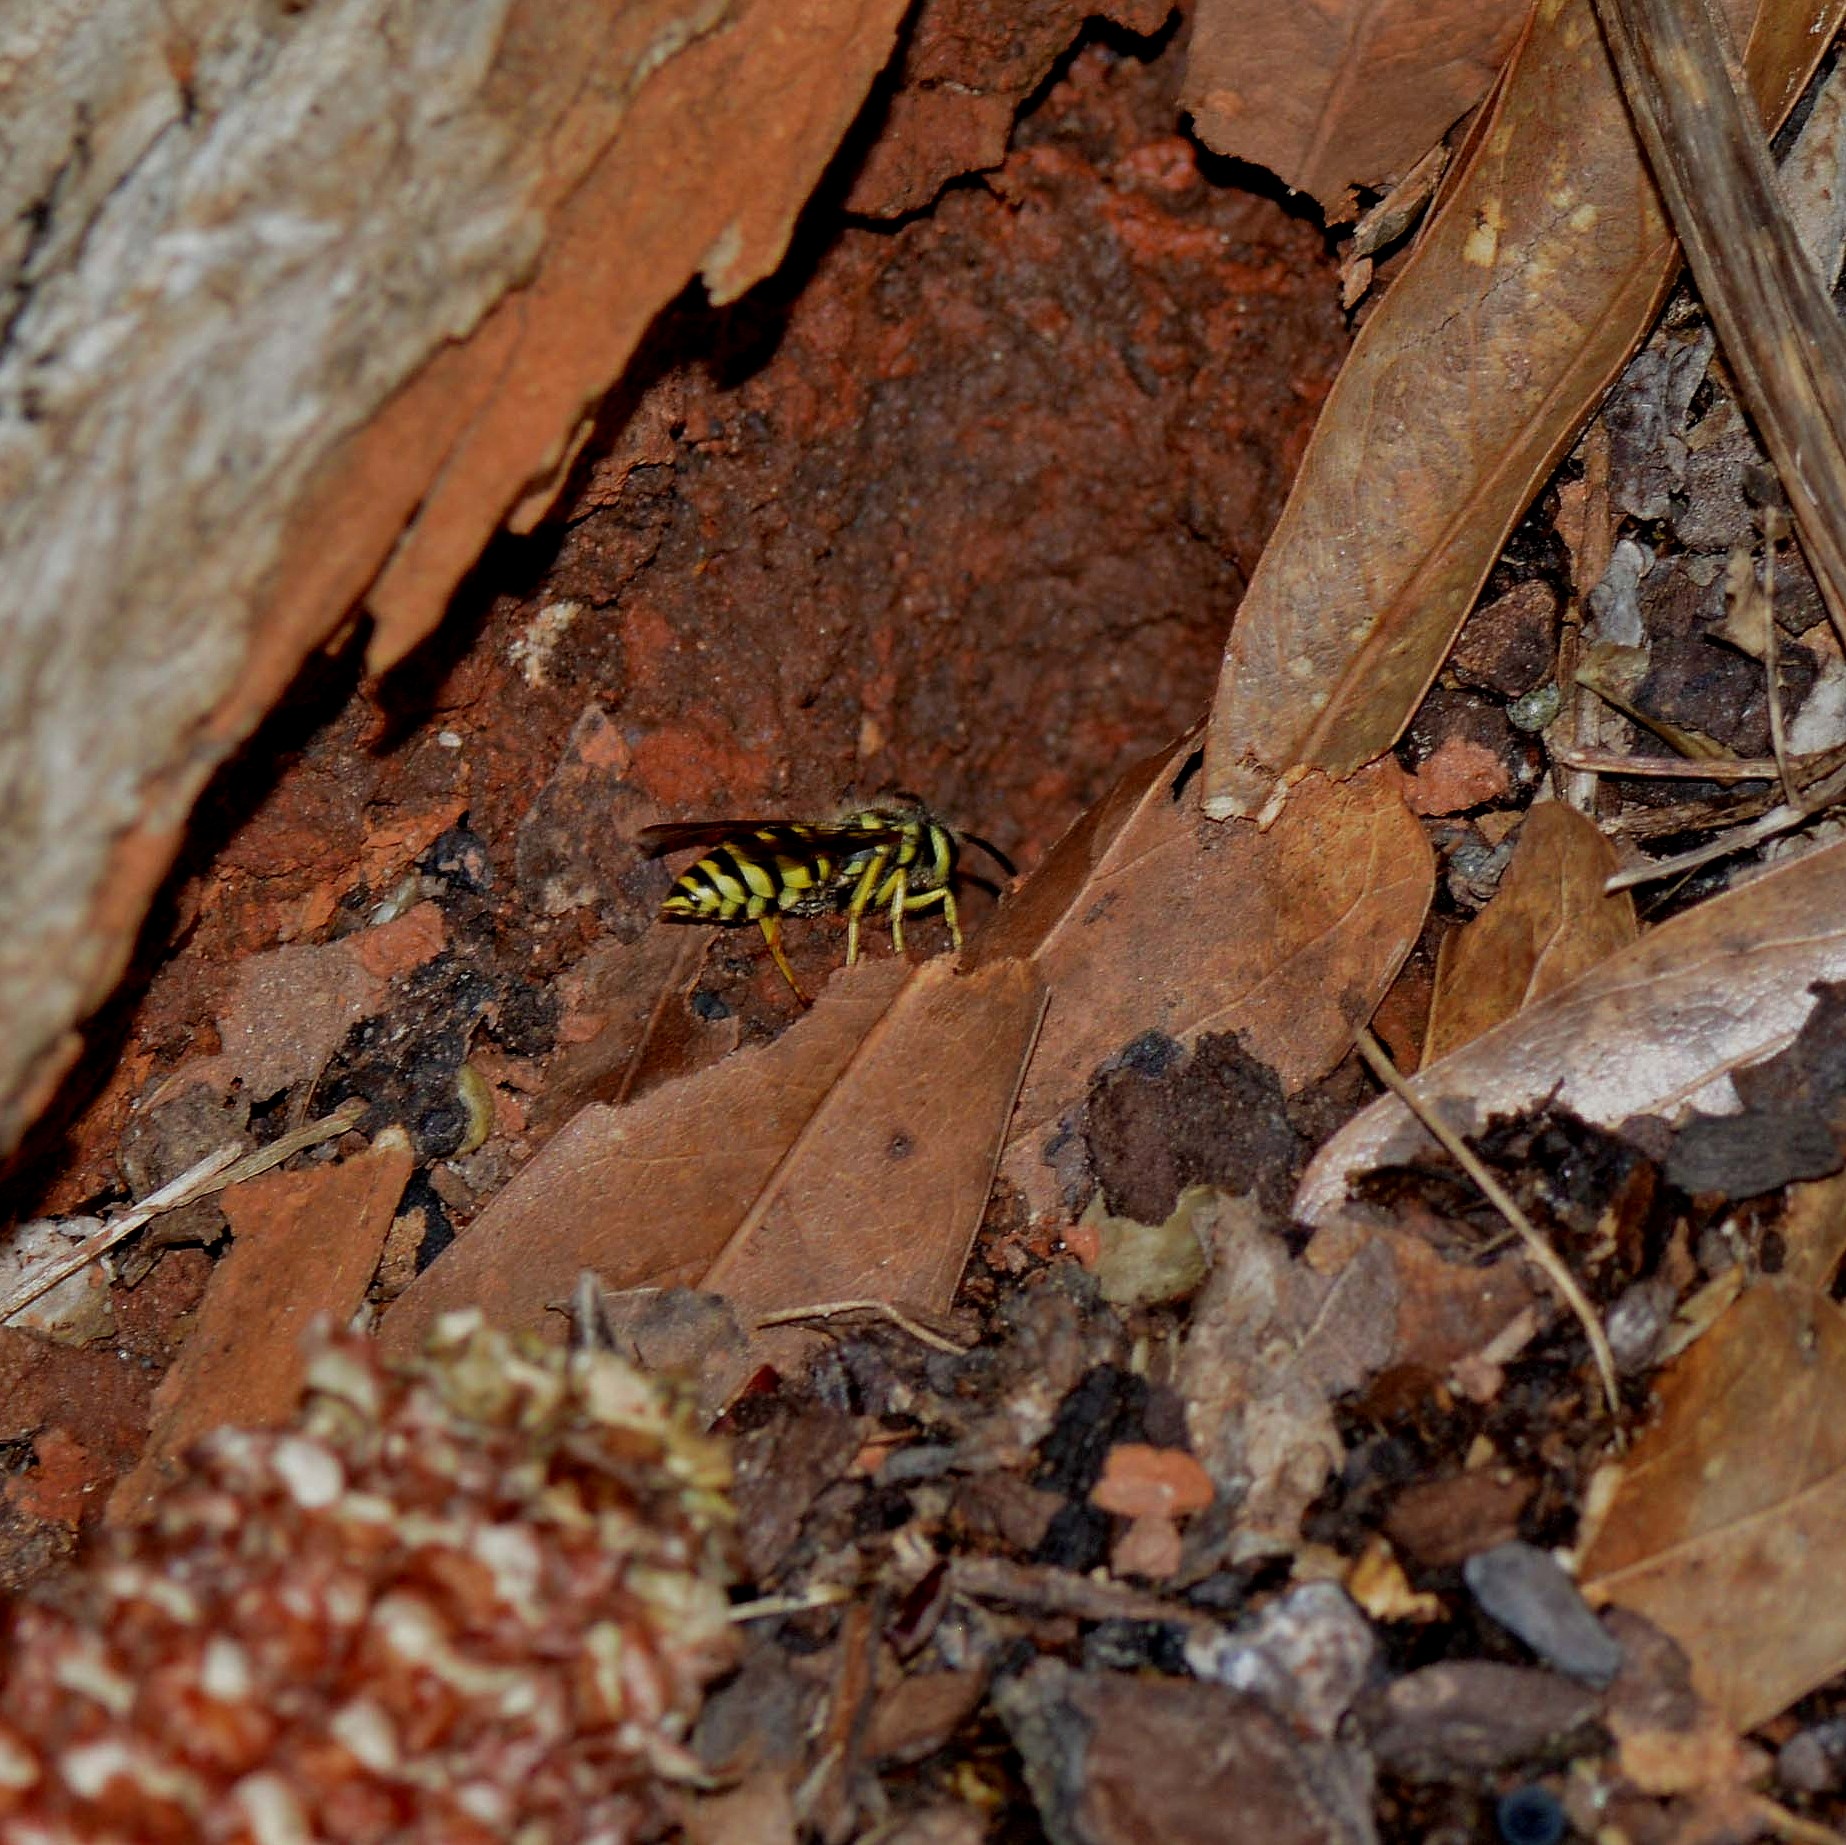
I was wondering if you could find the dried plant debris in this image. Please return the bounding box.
[0,1315,737,1840]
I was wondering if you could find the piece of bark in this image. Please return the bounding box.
[106,1135,413,1523]
[0,0,909,1158]
[1201,0,1845,820]
[1365,1661,1601,1778]
[1596,0,1846,644]
[996,1659,1377,1845]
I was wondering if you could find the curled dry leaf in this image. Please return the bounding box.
[972,742,1432,1220]
[1296,838,1846,1223]
[381,955,1044,1361]
[1183,0,1526,213]
[108,1134,414,1523]
[1201,0,1845,820]
[1424,801,1636,1063]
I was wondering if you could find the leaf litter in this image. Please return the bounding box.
[19,4,1846,1841]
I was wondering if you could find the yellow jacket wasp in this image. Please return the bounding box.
[638,800,1013,1001]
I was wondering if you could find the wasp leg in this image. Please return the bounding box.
[845,847,891,965]
[887,867,911,954]
[758,914,809,1005]
[897,884,960,952]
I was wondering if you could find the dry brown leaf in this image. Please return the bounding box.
[1424,802,1637,1063]
[381,958,911,1352]
[1183,0,1525,212]
[1201,0,1846,820]
[974,743,1432,1219]
[380,955,1044,1359]
[701,957,1044,1358]
[537,926,739,1132]
[1296,838,1846,1223]
[1581,1263,1846,1731]
[107,1134,413,1524]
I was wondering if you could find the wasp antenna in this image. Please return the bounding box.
[961,832,1016,879]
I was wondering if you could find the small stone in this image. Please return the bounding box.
[1406,736,1512,815]
[1604,1278,1677,1375]
[1184,1582,1377,1740]
[1508,682,1561,732]
[1090,1444,1214,1520]
[1366,1661,1601,1778]
[1465,1541,1624,1685]
[1384,1470,1534,1569]
[1111,1513,1183,1581]
[1778,1718,1846,1794]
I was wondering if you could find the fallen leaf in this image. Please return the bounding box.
[538,925,738,1131]
[382,955,1044,1361]
[382,958,912,1352]
[1424,802,1637,1063]
[1201,0,1845,819]
[1581,1173,1846,1730]
[1296,837,1846,1223]
[1182,0,1526,213]
[107,1134,413,1523]
[699,956,1044,1363]
[974,742,1431,1219]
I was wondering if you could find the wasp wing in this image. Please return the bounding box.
[637,818,895,857]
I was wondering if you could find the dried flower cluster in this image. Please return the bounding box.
[0,1312,738,1843]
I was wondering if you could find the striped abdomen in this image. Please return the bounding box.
[661,825,845,924]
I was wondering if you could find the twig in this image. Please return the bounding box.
[1354,1027,1622,1427]
[1593,0,1846,652]
[0,1098,368,1323]
[1604,758,1846,892]
[728,1583,853,1622]
[755,1298,971,1355]
[1554,748,1777,783]
[947,1554,1220,1636]
[1761,521,1798,808]
[1756,1795,1846,1845]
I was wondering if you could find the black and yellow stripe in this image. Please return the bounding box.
[641,805,969,1002]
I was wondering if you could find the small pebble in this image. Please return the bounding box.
[1604,1277,1676,1374]
[1778,1718,1846,1794]
[1509,683,1562,732]
[1465,1541,1624,1686]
